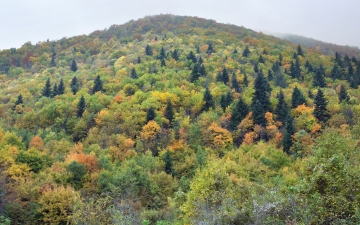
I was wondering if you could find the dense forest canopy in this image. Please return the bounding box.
[1,14,360,224]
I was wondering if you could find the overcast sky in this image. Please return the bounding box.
[1,0,359,50]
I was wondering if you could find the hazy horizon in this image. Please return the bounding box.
[1,0,359,50]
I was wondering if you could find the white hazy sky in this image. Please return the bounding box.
[1,0,359,50]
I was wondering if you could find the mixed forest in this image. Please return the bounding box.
[1,15,360,224]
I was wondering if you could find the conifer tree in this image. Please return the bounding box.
[70,58,78,72]
[130,68,138,79]
[190,64,200,83]
[52,83,58,97]
[331,64,341,81]
[198,56,203,65]
[222,67,229,84]
[243,73,248,87]
[233,48,238,54]
[137,56,141,64]
[230,98,249,130]
[242,46,250,57]
[313,67,326,87]
[196,46,200,54]
[253,63,259,73]
[275,90,289,124]
[262,48,268,54]
[267,69,273,81]
[346,63,354,82]
[252,99,267,126]
[164,99,174,124]
[232,73,241,93]
[207,43,214,55]
[50,52,56,67]
[338,84,350,103]
[146,107,156,122]
[42,78,52,97]
[282,116,295,154]
[274,69,288,88]
[202,88,214,111]
[93,75,103,94]
[160,58,166,67]
[159,47,166,60]
[77,95,86,117]
[220,91,233,111]
[252,70,271,112]
[172,49,179,61]
[12,94,23,111]
[199,65,206,77]
[187,51,197,63]
[163,150,175,176]
[291,87,307,108]
[313,89,330,122]
[71,76,79,95]
[58,78,65,95]
[308,90,314,99]
[145,45,153,56]
[297,45,304,56]
[220,95,227,112]
[278,53,283,66]
[259,54,265,63]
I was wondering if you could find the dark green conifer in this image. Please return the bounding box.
[198,56,203,65]
[160,58,166,67]
[137,56,141,64]
[190,64,200,83]
[242,46,250,57]
[42,78,52,97]
[220,95,227,112]
[187,51,197,63]
[58,78,65,95]
[274,69,287,88]
[130,68,138,79]
[207,43,214,55]
[268,69,273,81]
[230,98,249,130]
[199,65,206,77]
[93,75,103,94]
[297,45,304,56]
[196,46,200,54]
[291,87,306,108]
[222,67,229,84]
[70,58,78,72]
[233,48,238,54]
[253,63,259,73]
[12,94,23,111]
[338,84,350,103]
[308,90,314,99]
[159,47,166,60]
[164,99,174,124]
[275,90,289,124]
[52,83,58,97]
[252,70,271,112]
[163,150,175,176]
[232,73,241,93]
[172,49,179,61]
[313,67,326,87]
[282,116,295,154]
[252,99,267,126]
[313,89,330,122]
[146,107,156,122]
[77,95,86,117]
[145,45,153,56]
[50,52,56,67]
[243,73,248,87]
[71,76,79,95]
[259,54,265,63]
[331,64,341,81]
[202,88,214,111]
[278,53,283,66]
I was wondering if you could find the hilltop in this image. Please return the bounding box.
[1,14,360,224]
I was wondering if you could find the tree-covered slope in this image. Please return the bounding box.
[1,14,360,224]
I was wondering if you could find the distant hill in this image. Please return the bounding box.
[269,32,360,58]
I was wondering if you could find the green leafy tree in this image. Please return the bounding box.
[145,45,153,56]
[77,95,86,117]
[291,86,306,108]
[202,88,214,111]
[146,107,156,122]
[338,84,350,103]
[93,75,103,93]
[230,98,249,130]
[195,145,207,169]
[42,78,52,97]
[313,89,330,122]
[67,161,86,189]
[70,58,78,72]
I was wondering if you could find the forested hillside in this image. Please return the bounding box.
[1,14,360,224]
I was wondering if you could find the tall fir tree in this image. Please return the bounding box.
[187,51,197,63]
[230,98,249,130]
[291,87,307,108]
[258,54,265,63]
[163,150,175,177]
[207,43,214,54]
[274,69,288,88]
[164,99,174,124]
[70,58,78,72]
[159,47,166,60]
[220,95,227,112]
[199,64,206,77]
[242,46,250,57]
[252,70,271,112]
[71,76,79,95]
[172,49,179,61]
[52,83,58,97]
[58,78,65,95]
[331,64,341,81]
[313,67,326,87]
[190,64,200,83]
[275,90,289,124]
[282,116,295,154]
[222,67,229,84]
[77,95,86,117]
[42,78,52,97]
[232,73,241,93]
[338,84,350,103]
[267,69,273,81]
[160,58,166,67]
[130,68,138,79]
[50,52,56,67]
[297,45,304,56]
[202,88,214,111]
[278,53,283,66]
[313,89,330,122]
[146,107,156,122]
[252,99,267,126]
[137,56,141,64]
[12,94,23,111]
[93,75,103,94]
[145,45,153,56]
[243,73,248,87]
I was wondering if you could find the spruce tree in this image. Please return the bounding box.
[243,73,248,87]
[190,64,200,83]
[242,46,250,57]
[233,48,238,54]
[146,107,156,122]
[313,89,330,122]
[283,116,295,154]
[42,78,52,97]
[252,99,267,126]
[145,45,153,56]
[93,75,103,94]
[232,73,241,93]
[71,76,79,95]
[222,67,229,84]
[207,43,214,55]
[313,67,326,87]
[58,78,65,95]
[52,83,58,97]
[268,69,273,81]
[253,63,259,73]
[70,58,78,72]
[338,84,350,103]
[164,99,174,124]
[220,95,227,112]
[172,49,179,61]
[198,56,203,65]
[199,65,206,77]
[187,51,197,63]
[130,68,138,79]
[346,63,354,82]
[278,53,283,66]
[259,54,265,63]
[202,88,214,111]
[262,48,268,54]
[137,56,141,64]
[160,58,166,67]
[275,90,289,124]
[274,69,288,88]
[163,150,174,176]
[291,87,306,108]
[230,98,249,130]
[50,52,56,67]
[252,70,271,112]
[77,95,86,117]
[297,45,304,56]
[159,47,166,60]
[12,94,23,111]
[308,90,314,99]
[331,64,341,81]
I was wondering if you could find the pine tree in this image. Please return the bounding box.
[137,56,141,64]
[50,52,56,67]
[196,46,200,54]
[278,53,283,66]
[93,75,103,94]
[308,90,314,99]
[275,90,289,124]
[346,63,354,83]
[199,65,206,77]
[52,83,58,97]
[267,69,273,81]
[198,56,203,65]
[220,95,227,112]
[259,54,265,63]
[207,43,214,54]
[163,150,175,176]
[252,70,271,112]
[253,63,259,73]
[77,95,86,117]
[331,64,341,81]
[145,45,153,56]
[220,91,233,111]
[283,116,295,154]
[291,87,307,108]
[160,58,166,67]
[242,46,250,57]
[164,99,174,124]
[172,49,179,61]
[338,84,350,103]
[252,99,267,126]
[233,48,238,54]
[202,88,214,111]
[222,67,229,84]
[313,67,326,87]
[297,45,304,56]
[70,58,78,72]
[274,69,288,88]
[71,76,79,95]
[58,78,65,95]
[190,64,200,83]
[159,47,166,60]
[232,73,241,93]
[42,78,52,97]
[187,51,197,63]
[230,98,249,130]
[130,68,138,79]
[243,73,248,87]
[146,107,156,122]
[313,89,330,122]
[12,94,23,111]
